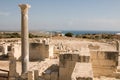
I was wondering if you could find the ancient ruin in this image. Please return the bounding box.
[0,3,120,80]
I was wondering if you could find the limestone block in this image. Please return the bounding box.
[13,44,21,60]
[21,73,28,79]
[78,56,83,62]
[28,71,34,80]
[43,73,50,80]
[9,77,16,80]
[71,63,93,80]
[83,56,86,62]
[59,60,66,67]
[90,51,98,59]
[65,61,76,68]
[51,72,58,80]
[72,54,79,61]
[48,45,54,58]
[64,54,72,61]
[92,60,115,66]
[86,56,90,63]
[67,67,75,80]
[59,67,68,80]
[59,54,64,61]
[34,70,39,80]
[79,47,90,56]
[59,67,74,80]
[9,53,18,79]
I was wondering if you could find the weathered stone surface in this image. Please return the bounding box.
[72,54,79,61]
[71,63,93,80]
[66,61,76,68]
[43,73,50,80]
[34,70,39,80]
[29,42,54,60]
[28,71,34,80]
[59,67,68,80]
[19,4,31,74]
[51,72,58,80]
[90,51,118,77]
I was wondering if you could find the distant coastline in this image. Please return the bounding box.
[58,30,120,35]
[0,30,120,35]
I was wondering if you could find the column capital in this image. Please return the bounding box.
[19,4,31,14]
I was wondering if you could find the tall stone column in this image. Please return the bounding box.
[19,4,31,74]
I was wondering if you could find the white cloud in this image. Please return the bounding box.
[0,11,10,16]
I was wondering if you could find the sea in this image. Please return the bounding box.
[55,30,120,35]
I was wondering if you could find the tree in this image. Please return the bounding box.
[65,32,73,37]
[29,33,34,38]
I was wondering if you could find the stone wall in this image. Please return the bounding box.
[90,51,118,77]
[0,39,53,61]
[29,41,53,60]
[59,53,93,80]
[59,54,76,80]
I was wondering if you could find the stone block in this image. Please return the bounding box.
[59,67,68,80]
[9,77,16,80]
[71,63,93,80]
[85,56,90,63]
[59,54,64,61]
[72,54,79,61]
[59,67,75,80]
[59,60,66,67]
[66,61,76,68]
[28,71,34,80]
[34,70,39,80]
[21,73,27,79]
[78,56,83,62]
[64,54,72,61]
[51,72,58,80]
[43,73,50,80]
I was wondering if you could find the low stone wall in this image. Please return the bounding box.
[0,39,53,61]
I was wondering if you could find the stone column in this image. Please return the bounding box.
[116,40,120,70]
[19,4,31,74]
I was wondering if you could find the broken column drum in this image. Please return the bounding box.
[19,4,31,74]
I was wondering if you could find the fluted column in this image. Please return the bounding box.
[19,4,31,74]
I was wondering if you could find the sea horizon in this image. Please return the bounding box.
[51,30,120,35]
[0,30,120,35]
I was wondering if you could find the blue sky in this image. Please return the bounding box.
[0,0,120,31]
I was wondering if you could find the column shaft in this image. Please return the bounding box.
[19,4,31,74]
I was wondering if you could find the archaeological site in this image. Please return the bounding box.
[0,4,120,80]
